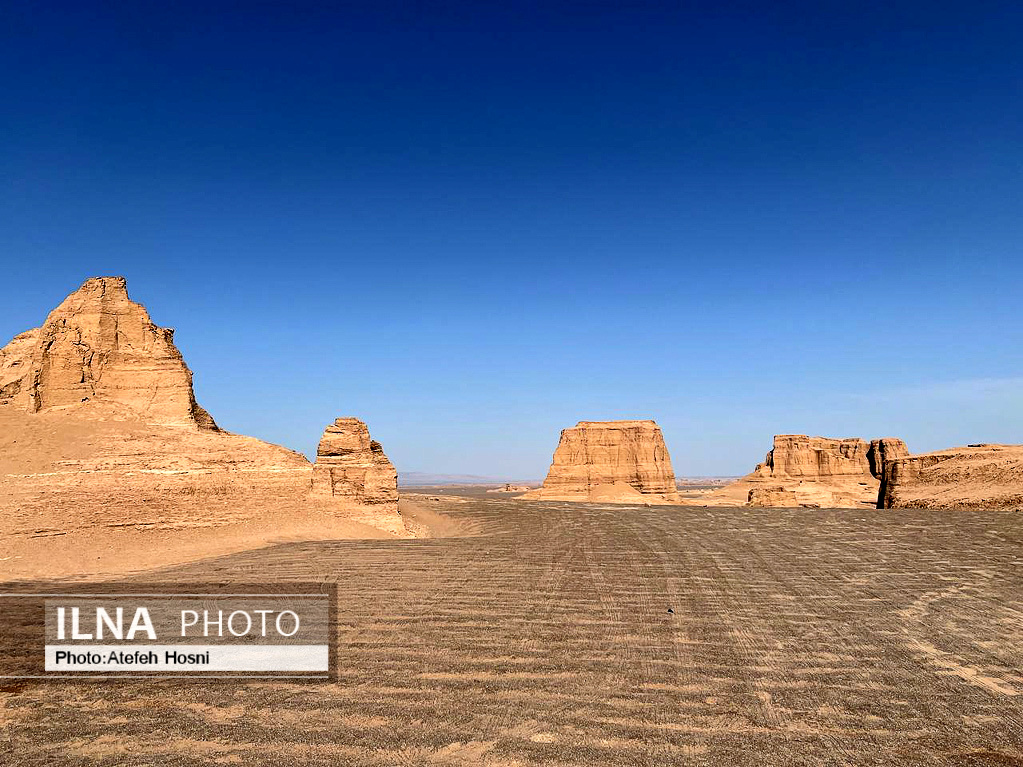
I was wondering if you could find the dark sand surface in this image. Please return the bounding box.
[3,493,1023,765]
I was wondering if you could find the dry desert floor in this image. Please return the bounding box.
[2,490,1023,765]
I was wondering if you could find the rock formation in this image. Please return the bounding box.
[0,277,217,429]
[313,418,398,508]
[521,420,681,504]
[867,438,909,478]
[753,435,872,478]
[879,444,1023,509]
[486,484,532,493]
[0,278,410,580]
[867,437,909,505]
[747,486,799,507]
[702,434,909,508]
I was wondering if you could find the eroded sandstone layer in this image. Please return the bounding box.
[704,434,908,508]
[880,444,1023,509]
[521,420,681,504]
[0,277,217,428]
[313,417,399,508]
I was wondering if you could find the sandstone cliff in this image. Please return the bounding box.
[521,420,681,504]
[868,437,909,505]
[879,444,1023,509]
[753,435,872,478]
[313,418,399,509]
[867,438,909,478]
[703,434,908,508]
[0,277,217,428]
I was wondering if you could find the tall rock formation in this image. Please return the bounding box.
[0,277,217,429]
[0,279,410,577]
[867,438,909,479]
[521,420,681,504]
[879,444,1023,509]
[703,434,909,508]
[867,437,909,505]
[312,418,399,508]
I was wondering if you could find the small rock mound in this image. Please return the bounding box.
[313,417,398,508]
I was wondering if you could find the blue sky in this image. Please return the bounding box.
[1,1,1021,477]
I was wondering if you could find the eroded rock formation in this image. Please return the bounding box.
[747,486,799,507]
[486,484,532,493]
[703,434,909,509]
[867,438,909,478]
[313,418,398,508]
[0,279,410,579]
[0,277,217,428]
[521,420,681,504]
[868,437,909,505]
[753,435,872,478]
[880,444,1023,509]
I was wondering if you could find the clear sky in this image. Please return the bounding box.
[1,2,1021,478]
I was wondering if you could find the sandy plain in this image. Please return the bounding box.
[1,491,1022,765]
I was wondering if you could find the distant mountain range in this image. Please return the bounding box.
[398,472,539,487]
[399,472,740,488]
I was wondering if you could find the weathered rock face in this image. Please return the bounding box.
[313,418,398,507]
[702,434,909,509]
[753,435,872,478]
[747,486,799,507]
[867,438,909,479]
[0,330,38,405]
[867,437,909,504]
[880,444,1023,509]
[0,277,217,429]
[521,420,681,503]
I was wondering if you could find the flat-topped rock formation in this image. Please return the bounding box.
[313,417,398,509]
[703,434,909,508]
[0,277,217,428]
[521,420,681,504]
[752,435,872,478]
[880,443,1023,509]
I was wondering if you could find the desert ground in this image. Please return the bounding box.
[2,491,1022,766]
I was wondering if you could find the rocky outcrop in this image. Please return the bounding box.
[867,438,909,478]
[486,484,532,493]
[747,486,799,507]
[0,279,411,575]
[702,434,909,509]
[0,330,37,404]
[0,277,217,429]
[879,444,1023,509]
[313,418,398,508]
[753,435,872,478]
[521,420,681,504]
[867,437,909,505]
